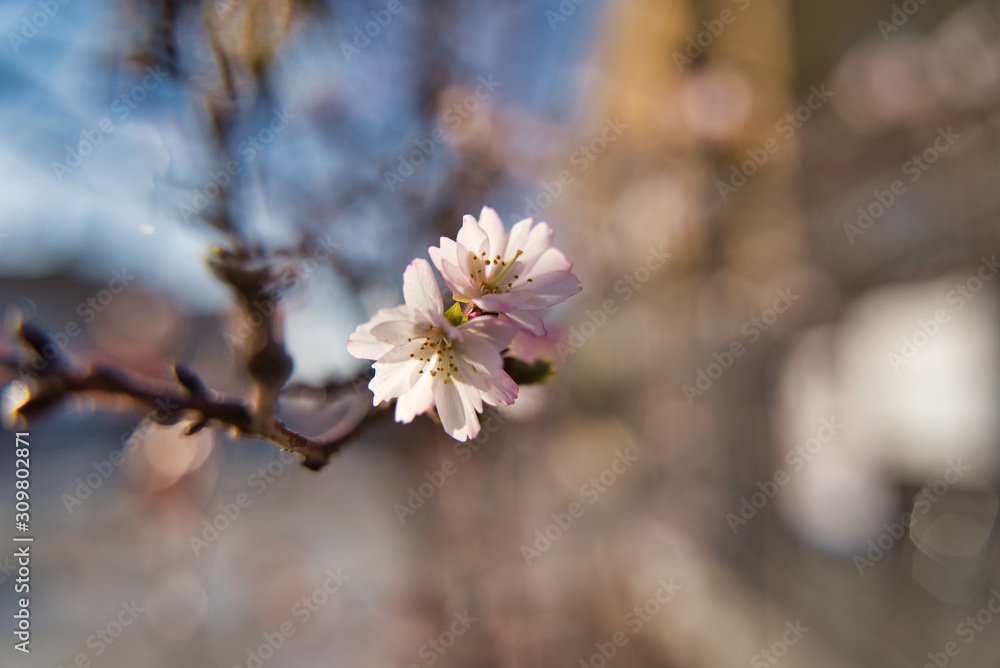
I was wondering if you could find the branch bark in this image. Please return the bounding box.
[1,322,381,471]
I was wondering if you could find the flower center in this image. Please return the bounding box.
[412,333,462,384]
[469,249,523,295]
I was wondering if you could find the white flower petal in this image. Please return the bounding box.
[451,354,491,393]
[433,378,481,441]
[346,304,418,360]
[504,218,535,257]
[402,259,443,315]
[394,370,435,423]
[457,375,484,414]
[455,335,519,405]
[514,222,556,272]
[370,359,422,404]
[456,241,480,286]
[347,332,393,361]
[461,361,518,406]
[478,206,507,257]
[457,214,488,255]
[370,319,424,347]
[429,237,459,267]
[374,338,427,364]
[525,247,572,276]
[440,259,476,298]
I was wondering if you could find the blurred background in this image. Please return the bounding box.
[2,0,1000,666]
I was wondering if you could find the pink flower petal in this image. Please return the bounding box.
[518,270,582,309]
[475,291,532,313]
[460,316,516,351]
[507,328,562,364]
[502,309,546,336]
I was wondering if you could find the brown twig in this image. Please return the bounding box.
[1,322,380,471]
[0,3,394,471]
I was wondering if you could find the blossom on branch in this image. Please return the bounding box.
[347,206,582,441]
[347,259,518,441]
[428,206,581,335]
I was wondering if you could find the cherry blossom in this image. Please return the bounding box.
[347,259,518,441]
[428,207,581,335]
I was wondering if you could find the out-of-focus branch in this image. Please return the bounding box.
[207,247,294,426]
[1,322,382,471]
[0,1,497,472]
[0,2,381,471]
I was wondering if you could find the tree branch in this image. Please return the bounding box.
[1,322,381,471]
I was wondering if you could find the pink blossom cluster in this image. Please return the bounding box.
[348,207,581,440]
